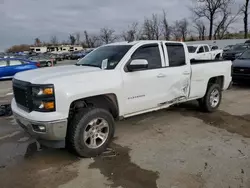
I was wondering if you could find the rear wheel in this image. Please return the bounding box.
[198,84,222,112]
[66,108,115,157]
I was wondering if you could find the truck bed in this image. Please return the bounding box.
[189,59,232,99]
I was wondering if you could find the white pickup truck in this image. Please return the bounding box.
[187,44,223,60]
[11,40,232,157]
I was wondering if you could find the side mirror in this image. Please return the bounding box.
[127,59,148,71]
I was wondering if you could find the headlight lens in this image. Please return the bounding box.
[32,84,55,112]
[32,86,54,96]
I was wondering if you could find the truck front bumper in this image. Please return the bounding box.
[13,112,67,141]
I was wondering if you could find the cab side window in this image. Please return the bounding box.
[131,44,162,69]
[165,43,186,67]
[197,47,204,53]
[0,60,7,67]
[204,46,209,52]
[9,60,23,66]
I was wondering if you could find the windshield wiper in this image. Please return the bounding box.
[76,64,100,68]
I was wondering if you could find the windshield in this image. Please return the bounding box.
[187,46,197,53]
[76,45,132,69]
[238,50,250,59]
[232,45,248,51]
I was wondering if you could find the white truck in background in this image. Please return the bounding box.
[187,44,223,60]
[11,40,232,157]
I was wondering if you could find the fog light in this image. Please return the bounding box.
[32,124,46,132]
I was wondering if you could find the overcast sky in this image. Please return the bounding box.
[0,0,245,51]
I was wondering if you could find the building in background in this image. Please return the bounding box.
[30,45,83,53]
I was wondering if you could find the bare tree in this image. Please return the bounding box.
[241,0,250,38]
[76,32,81,45]
[171,19,189,41]
[171,22,182,41]
[69,34,76,45]
[191,0,232,40]
[50,35,58,45]
[161,10,171,40]
[34,38,41,46]
[84,30,91,47]
[121,22,139,42]
[84,30,100,47]
[178,19,189,41]
[194,20,206,40]
[99,27,116,44]
[143,14,161,40]
[214,2,240,39]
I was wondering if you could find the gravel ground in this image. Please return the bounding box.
[0,66,249,188]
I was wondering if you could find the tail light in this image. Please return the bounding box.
[36,61,40,67]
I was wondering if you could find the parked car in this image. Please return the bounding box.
[244,40,250,44]
[70,51,86,60]
[187,44,223,60]
[48,53,61,62]
[223,45,234,52]
[222,43,250,60]
[0,58,38,80]
[12,40,232,157]
[28,54,56,67]
[232,49,250,83]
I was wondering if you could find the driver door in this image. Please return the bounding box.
[121,43,167,115]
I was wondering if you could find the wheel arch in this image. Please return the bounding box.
[68,93,120,121]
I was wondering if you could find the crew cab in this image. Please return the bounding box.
[187,44,223,60]
[11,41,232,157]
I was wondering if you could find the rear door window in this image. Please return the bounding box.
[165,43,186,67]
[204,45,209,52]
[9,60,23,66]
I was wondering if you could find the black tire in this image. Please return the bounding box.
[198,83,222,112]
[66,108,115,157]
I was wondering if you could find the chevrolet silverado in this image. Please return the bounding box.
[12,40,232,157]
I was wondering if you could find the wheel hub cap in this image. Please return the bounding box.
[83,118,109,149]
[210,89,220,108]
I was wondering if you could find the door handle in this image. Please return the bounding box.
[183,71,190,75]
[157,73,166,78]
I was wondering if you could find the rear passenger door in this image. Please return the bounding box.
[161,42,191,103]
[203,45,212,59]
[0,60,8,78]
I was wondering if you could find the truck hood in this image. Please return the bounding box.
[14,65,102,84]
[232,59,250,68]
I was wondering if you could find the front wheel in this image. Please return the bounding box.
[198,84,222,112]
[66,108,115,157]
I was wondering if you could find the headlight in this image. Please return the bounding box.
[32,85,54,96]
[31,84,55,112]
